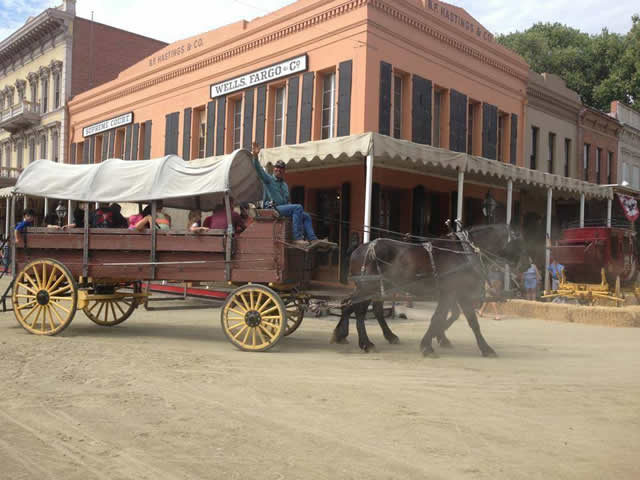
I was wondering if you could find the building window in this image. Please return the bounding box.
[28,138,35,164]
[54,74,61,109]
[232,99,242,150]
[30,83,37,104]
[321,72,336,140]
[52,131,59,162]
[564,138,570,177]
[433,89,443,148]
[531,126,539,169]
[583,144,590,181]
[198,109,206,158]
[596,147,602,184]
[115,129,125,159]
[40,135,47,159]
[4,145,11,172]
[467,103,474,154]
[548,133,556,174]
[41,78,48,114]
[273,87,286,147]
[497,114,509,162]
[393,74,403,139]
[607,151,613,184]
[17,142,24,170]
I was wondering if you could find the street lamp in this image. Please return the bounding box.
[482,190,497,224]
[55,201,67,227]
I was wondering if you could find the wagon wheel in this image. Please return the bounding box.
[12,258,78,336]
[83,283,140,326]
[282,294,306,337]
[221,285,286,352]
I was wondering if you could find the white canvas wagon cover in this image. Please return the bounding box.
[13,150,263,210]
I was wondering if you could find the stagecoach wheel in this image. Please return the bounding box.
[12,259,78,336]
[83,283,139,327]
[283,294,306,337]
[221,285,286,352]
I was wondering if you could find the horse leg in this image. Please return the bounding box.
[331,299,353,344]
[420,294,452,358]
[437,302,460,348]
[458,295,497,358]
[372,300,399,344]
[355,300,375,353]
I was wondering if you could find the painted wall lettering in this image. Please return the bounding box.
[148,38,205,67]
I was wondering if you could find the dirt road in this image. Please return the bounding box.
[1,293,639,480]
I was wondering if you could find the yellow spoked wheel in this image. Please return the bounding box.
[83,284,138,327]
[12,259,78,336]
[283,294,306,337]
[221,285,286,352]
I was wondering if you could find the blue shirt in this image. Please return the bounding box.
[15,220,32,232]
[252,156,290,206]
[548,263,564,279]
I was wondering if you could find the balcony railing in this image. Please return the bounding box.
[0,101,41,133]
[0,167,23,179]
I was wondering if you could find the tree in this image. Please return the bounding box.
[497,17,639,112]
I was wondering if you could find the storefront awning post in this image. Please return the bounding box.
[545,188,553,292]
[505,179,513,291]
[44,197,49,217]
[579,194,585,228]
[607,198,612,227]
[4,197,9,240]
[67,200,72,225]
[363,152,373,243]
[456,169,464,231]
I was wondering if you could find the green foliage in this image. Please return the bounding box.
[497,16,639,112]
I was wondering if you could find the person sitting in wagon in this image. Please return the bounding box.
[203,198,246,233]
[251,142,335,249]
[134,202,172,231]
[14,209,35,243]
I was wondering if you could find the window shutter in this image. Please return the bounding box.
[449,89,467,153]
[108,130,115,158]
[164,111,179,155]
[182,107,192,160]
[337,60,352,137]
[82,140,90,164]
[205,101,215,157]
[286,76,299,145]
[131,123,139,160]
[255,86,267,148]
[216,96,226,155]
[510,113,518,165]
[143,120,152,160]
[70,143,76,164]
[482,103,498,160]
[242,89,254,150]
[412,75,432,145]
[299,72,314,143]
[89,136,95,164]
[101,133,108,161]
[124,124,132,160]
[379,61,392,136]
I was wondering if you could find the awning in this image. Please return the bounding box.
[13,150,263,210]
[0,186,16,198]
[259,132,612,200]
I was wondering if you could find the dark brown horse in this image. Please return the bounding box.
[331,224,520,357]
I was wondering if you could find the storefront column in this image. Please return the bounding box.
[4,197,9,238]
[579,194,585,228]
[363,152,373,243]
[44,197,49,217]
[456,169,464,230]
[68,200,72,225]
[545,188,553,292]
[23,195,28,211]
[606,198,612,227]
[505,179,513,291]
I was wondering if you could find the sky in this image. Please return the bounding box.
[0,0,637,45]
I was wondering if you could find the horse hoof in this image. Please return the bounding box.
[387,335,400,345]
[421,346,437,358]
[361,343,376,353]
[438,338,453,349]
[330,332,349,344]
[482,349,498,358]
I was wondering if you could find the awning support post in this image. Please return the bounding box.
[44,198,48,217]
[150,201,157,281]
[607,198,612,227]
[545,188,553,292]
[10,195,16,278]
[67,200,72,225]
[579,194,585,228]
[224,191,233,281]
[456,169,464,230]
[5,197,9,240]
[505,179,513,291]
[363,152,373,243]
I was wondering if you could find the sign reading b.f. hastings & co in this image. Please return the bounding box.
[210,55,308,99]
[83,112,134,137]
